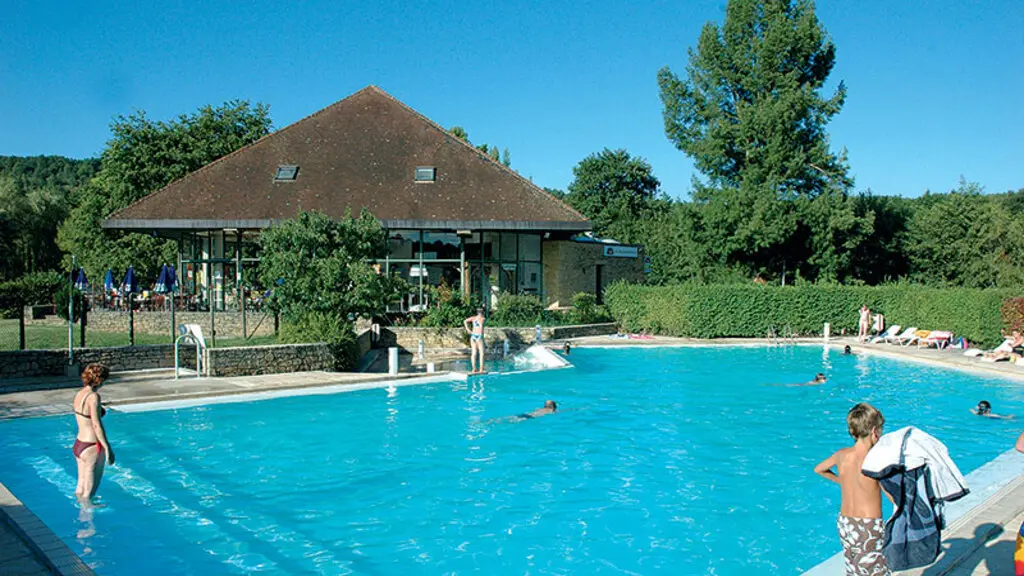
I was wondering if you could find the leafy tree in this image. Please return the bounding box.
[565,148,661,241]
[658,0,856,279]
[448,126,511,167]
[905,180,1024,287]
[58,101,272,282]
[0,157,98,280]
[258,210,406,320]
[848,193,911,284]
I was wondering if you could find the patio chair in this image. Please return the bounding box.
[891,326,918,345]
[870,325,901,344]
[902,329,931,347]
[919,330,953,349]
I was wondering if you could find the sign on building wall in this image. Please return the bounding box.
[602,245,639,258]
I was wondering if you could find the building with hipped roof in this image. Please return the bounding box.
[103,86,643,312]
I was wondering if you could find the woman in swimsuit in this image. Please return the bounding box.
[857,305,871,342]
[463,307,486,374]
[72,363,115,504]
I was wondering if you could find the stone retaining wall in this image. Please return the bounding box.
[205,343,335,377]
[377,323,617,351]
[0,344,197,379]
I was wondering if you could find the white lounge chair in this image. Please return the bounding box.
[919,330,953,349]
[870,325,901,344]
[903,329,930,347]
[892,327,918,346]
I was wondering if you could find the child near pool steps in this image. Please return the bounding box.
[814,403,893,576]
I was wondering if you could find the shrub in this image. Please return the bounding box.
[568,292,612,324]
[1002,297,1024,334]
[419,283,476,328]
[54,285,85,323]
[0,281,25,319]
[605,282,1021,347]
[279,311,360,370]
[16,271,64,306]
[490,293,544,326]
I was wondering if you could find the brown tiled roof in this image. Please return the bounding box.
[104,86,589,232]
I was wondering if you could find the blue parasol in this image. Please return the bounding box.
[154,264,178,294]
[121,266,139,294]
[74,268,89,292]
[104,269,115,292]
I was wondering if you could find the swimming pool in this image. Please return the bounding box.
[1,346,1021,575]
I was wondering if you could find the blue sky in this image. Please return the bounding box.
[1,0,1021,199]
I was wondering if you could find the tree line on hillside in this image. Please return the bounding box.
[1,0,1020,297]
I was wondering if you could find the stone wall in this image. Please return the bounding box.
[377,323,617,352]
[542,241,645,307]
[27,309,276,338]
[0,344,197,380]
[205,343,335,377]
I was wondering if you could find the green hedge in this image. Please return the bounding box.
[604,283,1022,348]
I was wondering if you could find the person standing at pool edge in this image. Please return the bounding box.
[72,363,115,504]
[814,403,891,576]
[858,305,871,342]
[464,307,486,374]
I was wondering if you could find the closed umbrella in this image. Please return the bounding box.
[154,264,179,341]
[154,265,171,293]
[74,269,89,292]
[104,269,115,291]
[121,267,139,295]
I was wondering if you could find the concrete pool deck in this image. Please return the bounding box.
[1,336,1022,575]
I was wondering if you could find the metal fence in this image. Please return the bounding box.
[1,296,278,352]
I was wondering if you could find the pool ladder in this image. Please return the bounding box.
[768,325,796,347]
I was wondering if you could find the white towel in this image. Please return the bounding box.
[862,426,968,502]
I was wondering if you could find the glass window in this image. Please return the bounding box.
[464,232,481,261]
[519,262,541,294]
[518,234,541,261]
[421,232,461,260]
[500,233,517,262]
[424,263,461,292]
[388,230,419,260]
[482,232,500,260]
[499,262,517,294]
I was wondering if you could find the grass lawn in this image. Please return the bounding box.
[0,319,278,351]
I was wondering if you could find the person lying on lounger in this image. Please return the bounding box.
[983,330,1024,362]
[971,400,1014,419]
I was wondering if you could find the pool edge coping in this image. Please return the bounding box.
[0,481,96,576]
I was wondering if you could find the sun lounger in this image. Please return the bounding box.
[892,327,918,346]
[870,325,901,344]
[901,329,930,347]
[919,330,953,349]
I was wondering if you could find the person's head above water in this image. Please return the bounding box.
[813,373,827,383]
[843,345,852,354]
[544,400,557,411]
[976,400,992,415]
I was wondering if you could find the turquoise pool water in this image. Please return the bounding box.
[1,346,1022,575]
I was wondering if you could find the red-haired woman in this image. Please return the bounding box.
[72,363,115,503]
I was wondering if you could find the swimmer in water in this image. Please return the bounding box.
[971,400,1014,419]
[844,345,853,355]
[791,373,827,387]
[563,341,571,355]
[518,400,557,420]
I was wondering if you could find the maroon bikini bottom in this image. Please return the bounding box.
[72,439,103,459]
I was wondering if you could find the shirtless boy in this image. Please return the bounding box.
[815,403,891,576]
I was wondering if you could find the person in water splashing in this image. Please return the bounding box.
[518,400,557,420]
